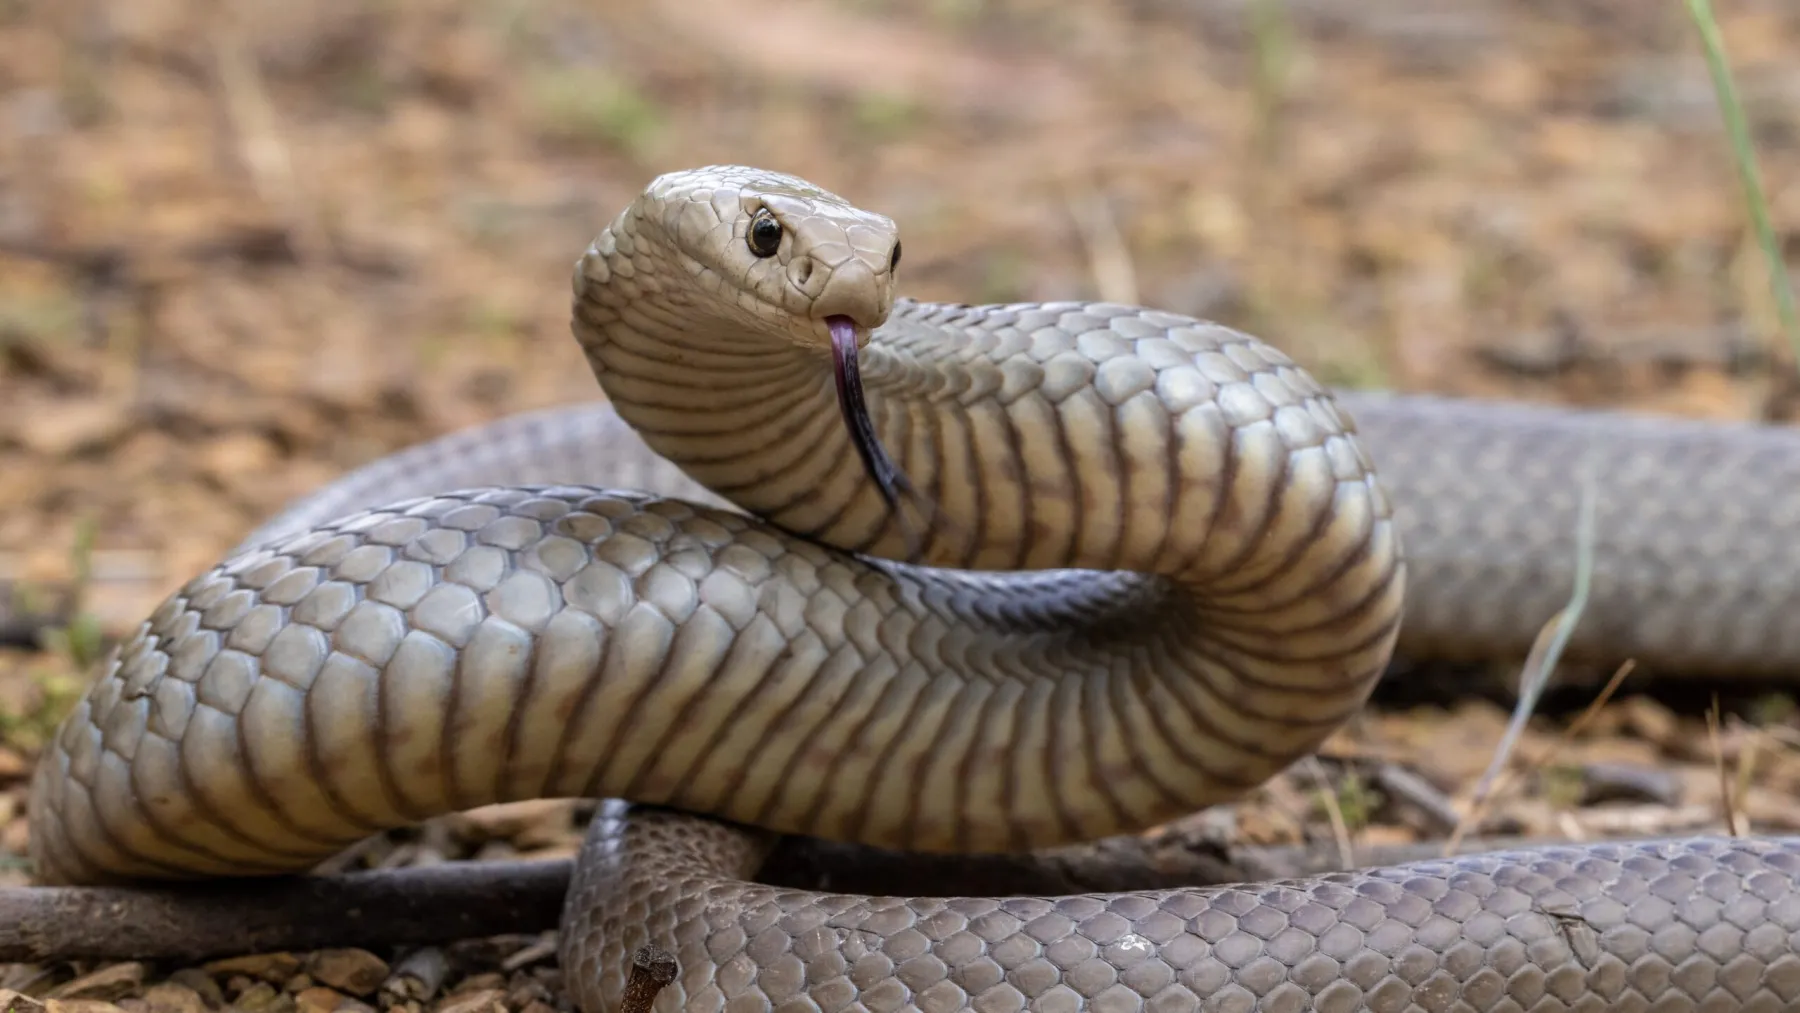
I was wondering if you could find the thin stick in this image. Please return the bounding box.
[1303,757,1356,870]
[619,946,678,1013]
[0,861,569,963]
[1707,693,1743,837]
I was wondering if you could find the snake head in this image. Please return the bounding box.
[575,165,933,560]
[584,165,902,351]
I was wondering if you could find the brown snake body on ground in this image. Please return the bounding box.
[25,167,1800,1012]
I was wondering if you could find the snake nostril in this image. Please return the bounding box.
[795,258,814,286]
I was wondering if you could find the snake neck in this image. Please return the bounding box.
[572,244,1405,842]
[575,272,1395,600]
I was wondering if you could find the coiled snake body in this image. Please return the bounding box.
[27,167,1800,1012]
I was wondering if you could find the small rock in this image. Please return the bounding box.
[439,978,500,1001]
[380,950,449,1004]
[444,938,537,972]
[141,983,208,1013]
[1616,696,1679,748]
[44,1002,125,1013]
[204,955,302,986]
[0,966,59,996]
[164,973,222,1010]
[293,989,375,1013]
[48,965,145,1002]
[1,990,47,1013]
[521,970,557,1001]
[471,842,517,864]
[305,952,389,998]
[501,979,546,1013]
[1369,764,1460,834]
[1580,761,1683,806]
[447,800,573,847]
[15,400,133,456]
[430,991,504,1013]
[0,803,31,857]
[498,937,556,975]
[197,432,279,488]
[229,983,294,1013]
[279,981,310,999]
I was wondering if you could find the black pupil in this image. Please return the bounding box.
[751,216,780,255]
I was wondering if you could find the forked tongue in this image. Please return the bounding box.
[827,314,934,561]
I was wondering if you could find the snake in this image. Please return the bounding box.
[25,165,1800,1012]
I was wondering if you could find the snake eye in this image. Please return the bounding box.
[889,241,902,273]
[747,211,782,258]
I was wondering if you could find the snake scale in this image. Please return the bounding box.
[25,166,1800,1012]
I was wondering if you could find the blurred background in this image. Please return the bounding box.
[0,0,1798,890]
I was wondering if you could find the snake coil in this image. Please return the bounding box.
[29,166,1800,1012]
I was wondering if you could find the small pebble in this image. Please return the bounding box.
[294,987,375,1013]
[45,1002,127,1013]
[1616,696,1679,748]
[141,983,208,1013]
[448,801,574,848]
[1580,761,1683,806]
[306,952,390,999]
[381,951,449,1005]
[0,965,58,995]
[502,977,547,1012]
[164,973,222,1010]
[498,938,556,975]
[232,983,294,1013]
[204,956,301,986]
[48,965,144,1003]
[442,979,501,1001]
[431,991,505,1013]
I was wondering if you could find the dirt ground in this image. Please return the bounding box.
[3,0,1800,1009]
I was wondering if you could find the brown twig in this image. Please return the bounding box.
[0,861,569,963]
[619,946,677,1013]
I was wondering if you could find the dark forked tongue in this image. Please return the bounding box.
[827,315,934,560]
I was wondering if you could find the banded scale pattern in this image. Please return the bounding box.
[33,165,1800,1011]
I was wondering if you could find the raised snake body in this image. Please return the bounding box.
[26,167,1800,1012]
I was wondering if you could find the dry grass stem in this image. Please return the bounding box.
[1303,757,1356,870]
